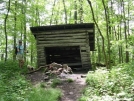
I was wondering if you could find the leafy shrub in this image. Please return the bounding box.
[66,78,74,83]
[40,82,47,88]
[0,60,62,101]
[51,78,62,88]
[25,87,62,101]
[80,63,134,101]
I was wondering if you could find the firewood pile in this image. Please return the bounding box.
[27,62,73,76]
[45,62,73,75]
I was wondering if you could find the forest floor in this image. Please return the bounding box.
[26,69,88,101]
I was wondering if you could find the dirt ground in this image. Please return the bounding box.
[26,70,88,101]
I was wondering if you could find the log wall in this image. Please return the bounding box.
[35,29,92,68]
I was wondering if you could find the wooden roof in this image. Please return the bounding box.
[30,23,94,32]
[30,23,95,51]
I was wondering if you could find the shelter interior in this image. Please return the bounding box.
[45,46,82,68]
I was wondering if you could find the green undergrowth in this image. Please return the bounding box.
[51,78,62,88]
[66,78,74,83]
[79,62,134,101]
[0,60,61,101]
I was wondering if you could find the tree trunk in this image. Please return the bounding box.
[13,0,17,60]
[79,0,83,23]
[102,0,111,68]
[62,0,67,24]
[97,37,101,63]
[74,0,77,24]
[4,0,11,61]
[87,0,108,69]
[122,0,129,63]
[22,0,27,62]
[50,0,56,25]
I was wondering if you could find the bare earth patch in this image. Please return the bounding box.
[26,70,87,101]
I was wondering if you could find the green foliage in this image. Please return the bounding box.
[0,60,62,101]
[0,60,28,76]
[66,78,74,83]
[51,78,62,88]
[40,82,47,88]
[0,60,30,101]
[80,63,134,101]
[26,87,62,101]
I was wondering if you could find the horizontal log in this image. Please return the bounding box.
[37,33,87,38]
[38,63,46,66]
[38,39,86,43]
[81,57,90,61]
[81,56,90,60]
[38,58,46,61]
[37,36,87,41]
[34,29,93,35]
[82,62,90,65]
[37,52,44,55]
[39,37,87,41]
[37,41,93,46]
[81,58,90,62]
[83,63,90,65]
[82,65,90,68]
[38,55,45,58]
[39,40,86,45]
[37,50,44,53]
[80,51,88,55]
[82,61,90,64]
[37,43,87,47]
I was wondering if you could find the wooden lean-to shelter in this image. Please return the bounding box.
[30,23,95,69]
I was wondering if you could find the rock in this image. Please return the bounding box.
[69,92,73,95]
[44,76,49,80]
[81,75,86,78]
[45,71,51,75]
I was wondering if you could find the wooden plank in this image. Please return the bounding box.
[38,35,87,39]
[82,63,90,67]
[34,29,93,35]
[36,46,44,48]
[38,37,86,41]
[39,37,87,41]
[38,55,45,58]
[37,33,86,38]
[37,43,86,47]
[82,64,90,67]
[81,58,89,62]
[81,52,89,55]
[38,40,94,45]
[81,55,90,59]
[37,50,44,53]
[38,39,86,44]
[38,59,46,62]
[38,56,45,59]
[81,47,87,50]
[82,64,90,68]
[81,60,90,63]
[39,63,46,66]
[82,65,90,68]
[37,35,87,40]
[37,52,44,55]
[81,55,89,57]
[81,53,89,57]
